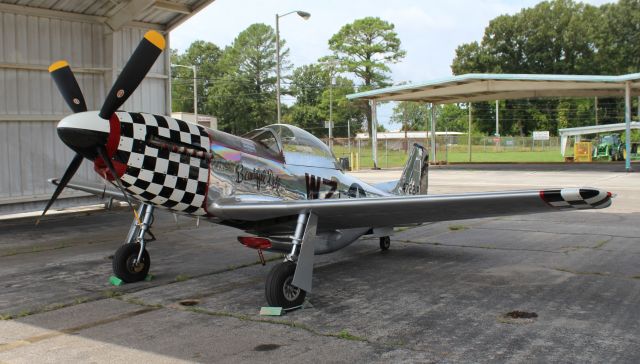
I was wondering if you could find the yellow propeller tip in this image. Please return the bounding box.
[144,30,166,50]
[48,60,69,73]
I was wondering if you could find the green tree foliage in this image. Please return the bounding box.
[318,77,365,138]
[451,0,639,136]
[327,17,406,140]
[438,104,470,133]
[390,102,428,131]
[390,103,471,133]
[288,64,328,106]
[285,63,365,137]
[171,41,223,115]
[207,23,286,134]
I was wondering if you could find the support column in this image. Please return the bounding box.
[625,82,631,171]
[468,103,472,162]
[371,100,378,169]
[495,100,499,136]
[430,103,436,163]
[595,97,598,125]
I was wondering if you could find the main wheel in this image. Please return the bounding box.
[112,243,150,283]
[380,236,391,251]
[265,261,306,308]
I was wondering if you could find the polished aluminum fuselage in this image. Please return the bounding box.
[204,128,390,252]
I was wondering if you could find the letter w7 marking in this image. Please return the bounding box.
[305,173,337,200]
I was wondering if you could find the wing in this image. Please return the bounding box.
[49,178,126,201]
[210,188,612,230]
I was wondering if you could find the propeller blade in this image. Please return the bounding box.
[96,146,140,223]
[99,30,166,119]
[48,61,87,113]
[36,153,84,224]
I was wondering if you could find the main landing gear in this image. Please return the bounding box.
[112,204,155,283]
[265,213,310,309]
[265,261,305,308]
[380,236,391,251]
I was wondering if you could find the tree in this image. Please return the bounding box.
[327,17,406,158]
[390,102,429,132]
[596,0,640,74]
[288,64,328,106]
[449,0,640,136]
[453,0,600,75]
[171,41,223,115]
[285,63,365,138]
[318,76,365,138]
[207,23,287,134]
[438,104,469,133]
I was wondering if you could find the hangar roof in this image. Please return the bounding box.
[0,0,214,31]
[347,73,640,104]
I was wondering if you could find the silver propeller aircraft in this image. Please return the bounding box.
[41,30,613,308]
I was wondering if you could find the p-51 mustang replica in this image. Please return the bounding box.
[41,30,613,308]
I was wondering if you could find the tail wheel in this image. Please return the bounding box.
[380,236,391,251]
[265,261,306,308]
[113,243,150,283]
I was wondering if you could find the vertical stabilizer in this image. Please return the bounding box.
[392,144,429,195]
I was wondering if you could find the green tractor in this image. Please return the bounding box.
[593,134,625,161]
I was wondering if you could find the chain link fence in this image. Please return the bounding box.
[327,136,562,169]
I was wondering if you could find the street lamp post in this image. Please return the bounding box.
[275,10,310,123]
[172,63,197,123]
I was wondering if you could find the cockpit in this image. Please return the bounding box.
[244,124,338,169]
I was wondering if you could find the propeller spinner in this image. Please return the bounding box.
[38,30,166,224]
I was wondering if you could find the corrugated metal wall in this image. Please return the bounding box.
[0,10,168,215]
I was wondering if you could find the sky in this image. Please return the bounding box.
[171,0,613,130]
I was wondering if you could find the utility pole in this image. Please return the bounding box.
[275,14,281,123]
[329,74,334,149]
[275,10,310,123]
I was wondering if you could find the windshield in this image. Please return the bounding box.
[243,129,282,160]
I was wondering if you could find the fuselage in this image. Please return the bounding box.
[61,111,389,241]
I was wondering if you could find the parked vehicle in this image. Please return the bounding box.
[593,134,624,161]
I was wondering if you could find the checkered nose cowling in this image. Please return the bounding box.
[113,112,211,216]
[540,188,612,209]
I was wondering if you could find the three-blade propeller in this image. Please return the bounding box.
[37,30,166,224]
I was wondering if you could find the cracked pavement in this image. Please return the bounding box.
[1,166,639,363]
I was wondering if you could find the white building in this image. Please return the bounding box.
[171,112,218,130]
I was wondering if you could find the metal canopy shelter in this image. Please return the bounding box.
[347,73,640,171]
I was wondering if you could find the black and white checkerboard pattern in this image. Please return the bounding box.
[115,112,210,215]
[540,188,611,209]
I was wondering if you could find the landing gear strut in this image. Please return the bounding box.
[265,213,309,308]
[113,204,155,283]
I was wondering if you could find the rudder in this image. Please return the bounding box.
[392,143,429,195]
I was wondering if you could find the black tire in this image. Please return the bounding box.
[112,243,150,283]
[265,261,306,308]
[380,236,391,251]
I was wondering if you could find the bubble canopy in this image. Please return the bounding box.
[246,124,338,169]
